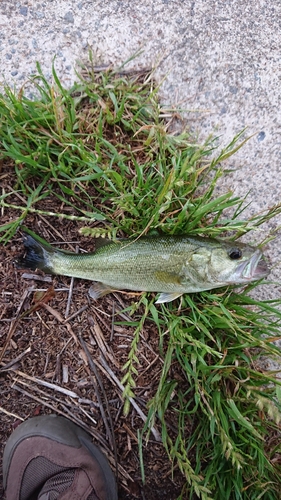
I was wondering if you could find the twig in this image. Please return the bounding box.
[38,214,74,246]
[0,347,31,372]
[111,301,115,342]
[140,354,161,377]
[42,303,79,344]
[63,304,88,324]
[14,378,67,404]
[98,355,161,442]
[21,273,53,282]
[14,378,97,429]
[23,287,69,292]
[0,288,31,363]
[90,304,111,318]
[69,397,97,425]
[11,369,79,398]
[54,354,61,384]
[79,336,115,447]
[122,422,139,444]
[90,319,119,368]
[90,307,112,333]
[0,406,24,421]
[58,337,73,356]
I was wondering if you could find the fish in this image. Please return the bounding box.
[17,230,269,303]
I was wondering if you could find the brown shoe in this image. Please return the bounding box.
[3,414,118,500]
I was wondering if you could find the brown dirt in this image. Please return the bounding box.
[0,174,186,499]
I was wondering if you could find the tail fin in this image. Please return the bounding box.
[17,232,55,273]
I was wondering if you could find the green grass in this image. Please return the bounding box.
[1,58,281,499]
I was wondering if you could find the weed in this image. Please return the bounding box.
[1,59,281,499]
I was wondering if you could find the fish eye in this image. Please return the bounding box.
[228,248,242,260]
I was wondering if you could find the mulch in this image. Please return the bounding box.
[0,200,186,499]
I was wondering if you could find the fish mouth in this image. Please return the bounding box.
[235,250,269,281]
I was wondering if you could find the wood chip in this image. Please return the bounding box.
[62,364,69,384]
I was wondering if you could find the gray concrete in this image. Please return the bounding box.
[1,0,280,303]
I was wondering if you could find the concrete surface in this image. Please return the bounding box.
[0,0,280,303]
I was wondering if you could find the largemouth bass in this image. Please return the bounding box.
[18,230,269,303]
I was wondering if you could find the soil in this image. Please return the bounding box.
[0,168,187,499]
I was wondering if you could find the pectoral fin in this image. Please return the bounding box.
[89,281,115,300]
[155,292,183,304]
